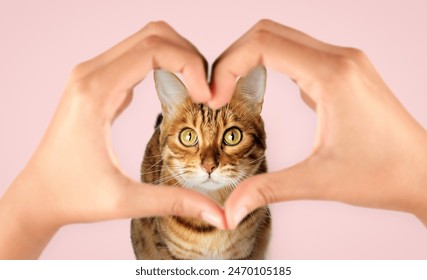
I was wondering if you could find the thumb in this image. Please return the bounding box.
[224,160,323,229]
[120,180,227,229]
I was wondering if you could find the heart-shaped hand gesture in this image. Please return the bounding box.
[1,20,426,259]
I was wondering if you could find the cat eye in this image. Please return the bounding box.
[223,127,242,146]
[179,128,198,147]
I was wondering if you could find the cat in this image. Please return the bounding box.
[130,66,271,260]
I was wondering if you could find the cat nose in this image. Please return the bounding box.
[201,162,217,174]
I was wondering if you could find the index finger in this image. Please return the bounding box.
[209,23,335,109]
[76,36,211,109]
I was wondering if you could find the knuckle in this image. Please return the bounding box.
[170,199,185,216]
[336,55,358,72]
[330,53,360,81]
[253,186,273,207]
[186,52,205,67]
[71,63,84,76]
[344,47,367,63]
[145,20,170,32]
[67,80,92,99]
[255,19,274,30]
[250,176,276,206]
[139,34,163,50]
[332,47,367,76]
[70,61,90,80]
[177,51,206,74]
[316,49,367,94]
[67,72,103,97]
[250,29,273,48]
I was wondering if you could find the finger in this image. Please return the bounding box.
[76,21,199,76]
[86,36,210,104]
[249,19,340,54]
[121,181,226,229]
[209,49,256,109]
[224,159,326,229]
[211,31,337,109]
[181,55,211,103]
[210,19,356,109]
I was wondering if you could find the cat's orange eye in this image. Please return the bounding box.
[179,128,198,147]
[223,127,242,146]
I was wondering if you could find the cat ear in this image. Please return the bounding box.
[154,69,189,117]
[234,65,267,113]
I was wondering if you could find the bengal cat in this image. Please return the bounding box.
[131,66,271,259]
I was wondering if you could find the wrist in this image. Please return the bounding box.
[0,174,59,259]
[413,172,427,227]
[410,132,427,227]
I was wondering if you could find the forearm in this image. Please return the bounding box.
[407,125,427,227]
[0,179,58,259]
[414,162,427,227]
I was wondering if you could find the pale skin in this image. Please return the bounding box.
[209,20,427,229]
[0,22,224,259]
[1,19,426,259]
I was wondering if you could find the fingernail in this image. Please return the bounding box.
[233,207,249,229]
[201,212,224,230]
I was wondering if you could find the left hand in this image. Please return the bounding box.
[0,21,225,259]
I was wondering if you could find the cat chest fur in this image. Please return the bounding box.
[157,212,268,260]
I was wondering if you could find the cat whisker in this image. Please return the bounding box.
[141,163,183,168]
[143,158,164,172]
[246,155,266,165]
[140,165,183,177]
[154,171,188,185]
[160,171,188,182]
[142,154,163,159]
[153,176,176,185]
[140,169,163,176]
[226,171,251,190]
[175,173,194,189]
[170,181,182,188]
[174,175,189,188]
[226,176,239,190]
[164,165,191,178]
[238,171,251,180]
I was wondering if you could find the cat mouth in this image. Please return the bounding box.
[203,178,217,183]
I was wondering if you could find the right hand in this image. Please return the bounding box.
[209,19,427,229]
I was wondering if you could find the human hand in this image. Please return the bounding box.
[210,20,427,229]
[0,21,225,259]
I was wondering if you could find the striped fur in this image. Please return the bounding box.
[131,68,271,260]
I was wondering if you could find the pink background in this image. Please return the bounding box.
[1,0,427,259]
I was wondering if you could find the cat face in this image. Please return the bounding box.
[155,66,267,192]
